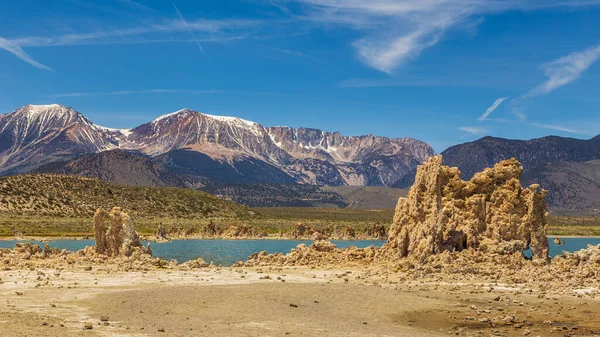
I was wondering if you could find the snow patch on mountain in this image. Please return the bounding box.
[94,125,133,137]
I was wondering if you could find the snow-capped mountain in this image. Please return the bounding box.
[0,104,436,186]
[0,104,119,174]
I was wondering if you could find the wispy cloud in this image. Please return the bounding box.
[457,126,488,135]
[173,4,212,65]
[478,96,509,121]
[530,123,584,134]
[506,43,600,120]
[0,16,258,69]
[0,37,54,71]
[285,0,600,74]
[48,89,222,98]
[527,43,600,97]
[271,47,321,61]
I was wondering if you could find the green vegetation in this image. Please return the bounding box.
[548,216,600,236]
[0,174,254,219]
[321,186,407,209]
[255,207,394,223]
[0,207,395,237]
[1,211,599,238]
[1,174,599,238]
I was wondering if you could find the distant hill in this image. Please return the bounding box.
[204,184,348,208]
[523,160,600,212]
[0,174,255,219]
[321,186,406,209]
[440,135,600,180]
[202,185,407,208]
[34,150,185,188]
[34,151,404,208]
[393,135,600,212]
[154,149,295,185]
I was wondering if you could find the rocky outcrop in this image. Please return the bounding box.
[200,221,219,237]
[342,226,356,239]
[384,156,549,263]
[0,242,166,272]
[289,223,328,240]
[241,240,377,267]
[242,156,552,268]
[180,257,210,269]
[364,223,386,240]
[155,224,170,242]
[93,207,149,257]
[290,223,310,239]
[221,224,257,238]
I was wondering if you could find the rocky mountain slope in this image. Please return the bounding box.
[0,105,435,187]
[34,149,186,188]
[36,150,405,208]
[523,160,600,212]
[440,135,600,179]
[0,104,120,174]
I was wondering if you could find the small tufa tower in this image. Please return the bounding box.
[93,207,147,257]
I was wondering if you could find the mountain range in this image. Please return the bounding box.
[2,104,600,212]
[0,104,434,187]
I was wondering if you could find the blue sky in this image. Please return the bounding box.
[1,0,600,152]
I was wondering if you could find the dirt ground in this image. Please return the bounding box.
[1,267,599,337]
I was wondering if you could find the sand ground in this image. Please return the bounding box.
[1,267,599,337]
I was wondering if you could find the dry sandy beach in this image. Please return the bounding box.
[1,266,599,337]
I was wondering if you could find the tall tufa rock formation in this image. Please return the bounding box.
[385,156,550,263]
[93,207,148,257]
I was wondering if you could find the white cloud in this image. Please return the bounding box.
[478,96,509,121]
[457,126,488,135]
[286,0,600,74]
[352,29,442,74]
[528,44,600,97]
[0,37,53,71]
[531,123,584,134]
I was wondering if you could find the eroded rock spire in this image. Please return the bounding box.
[385,156,550,263]
[93,207,146,257]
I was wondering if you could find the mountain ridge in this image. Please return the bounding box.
[0,104,435,187]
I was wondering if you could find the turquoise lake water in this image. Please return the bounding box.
[1,238,598,266]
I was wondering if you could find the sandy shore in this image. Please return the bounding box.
[1,265,599,337]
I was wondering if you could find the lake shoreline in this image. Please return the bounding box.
[4,234,600,242]
[0,235,388,242]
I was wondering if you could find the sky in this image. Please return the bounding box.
[1,1,600,152]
